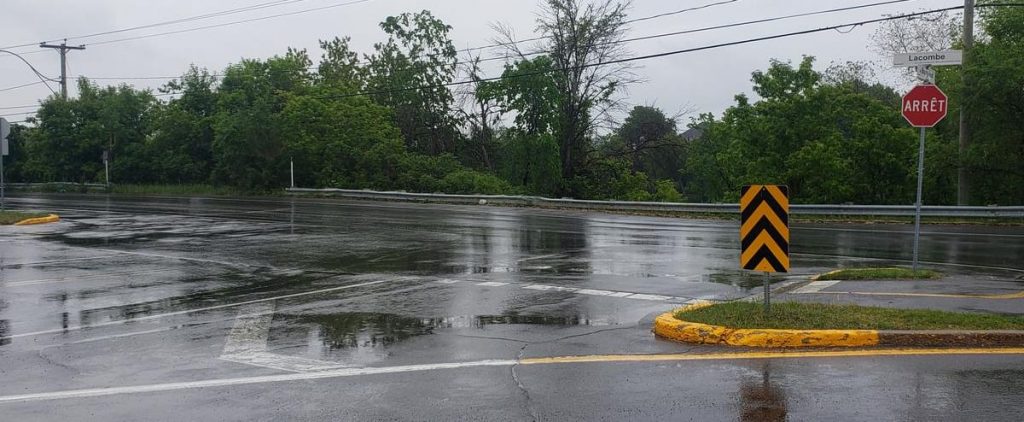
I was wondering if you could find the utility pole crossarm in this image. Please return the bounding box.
[38,43,85,50]
[39,41,86,99]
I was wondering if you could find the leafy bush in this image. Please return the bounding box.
[652,179,684,202]
[441,170,514,195]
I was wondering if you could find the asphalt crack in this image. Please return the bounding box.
[507,324,640,421]
[510,343,539,422]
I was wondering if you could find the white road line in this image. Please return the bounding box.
[622,293,673,302]
[475,281,509,287]
[89,248,266,270]
[605,292,635,298]
[434,279,461,284]
[576,289,614,297]
[220,352,350,373]
[791,280,842,294]
[517,284,688,302]
[61,327,185,345]
[0,360,518,404]
[0,255,120,269]
[238,207,292,215]
[0,278,400,341]
[3,268,175,287]
[521,284,578,292]
[516,253,563,263]
[219,303,348,373]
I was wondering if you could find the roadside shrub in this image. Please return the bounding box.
[653,179,684,202]
[441,170,514,195]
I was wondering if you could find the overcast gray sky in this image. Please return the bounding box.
[0,0,956,125]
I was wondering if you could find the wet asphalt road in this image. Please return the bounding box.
[1,193,1023,421]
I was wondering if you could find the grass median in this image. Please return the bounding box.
[0,211,49,225]
[815,267,942,281]
[676,302,1024,330]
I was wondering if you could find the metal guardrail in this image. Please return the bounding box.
[5,182,109,189]
[286,188,1024,218]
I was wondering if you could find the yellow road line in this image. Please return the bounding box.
[520,347,1024,365]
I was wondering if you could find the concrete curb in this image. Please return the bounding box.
[653,303,1024,348]
[14,214,60,226]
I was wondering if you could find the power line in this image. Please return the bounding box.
[0,49,58,95]
[315,4,987,102]
[0,104,38,110]
[0,0,312,50]
[454,0,755,56]
[75,0,919,83]
[626,0,741,24]
[87,0,376,47]
[459,0,923,66]
[25,0,737,64]
[0,81,47,93]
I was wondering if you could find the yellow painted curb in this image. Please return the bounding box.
[653,302,880,348]
[14,214,60,226]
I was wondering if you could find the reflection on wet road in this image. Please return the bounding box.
[1,194,1023,421]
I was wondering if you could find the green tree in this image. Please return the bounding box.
[28,79,158,183]
[684,57,919,204]
[366,11,459,155]
[958,3,1024,204]
[603,106,685,187]
[317,36,365,91]
[496,0,634,195]
[279,89,405,189]
[212,50,311,190]
[148,66,219,183]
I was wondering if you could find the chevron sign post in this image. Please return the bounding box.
[740,185,790,312]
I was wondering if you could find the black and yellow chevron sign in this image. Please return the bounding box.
[740,185,790,273]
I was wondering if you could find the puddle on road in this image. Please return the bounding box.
[280,311,609,352]
[698,271,787,290]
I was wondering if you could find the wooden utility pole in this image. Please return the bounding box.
[957,0,975,205]
[39,41,85,99]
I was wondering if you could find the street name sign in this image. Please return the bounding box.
[893,50,962,67]
[902,84,949,128]
[740,185,790,273]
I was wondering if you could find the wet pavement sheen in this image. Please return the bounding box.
[1,193,1023,421]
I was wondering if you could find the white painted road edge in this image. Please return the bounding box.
[0,360,519,404]
[791,280,842,294]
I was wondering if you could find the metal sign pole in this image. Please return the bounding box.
[763,272,770,313]
[1,152,5,211]
[1,118,7,211]
[912,127,926,272]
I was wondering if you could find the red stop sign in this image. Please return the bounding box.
[902,84,948,127]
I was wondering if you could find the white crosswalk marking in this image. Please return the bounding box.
[220,303,348,373]
[791,280,841,294]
